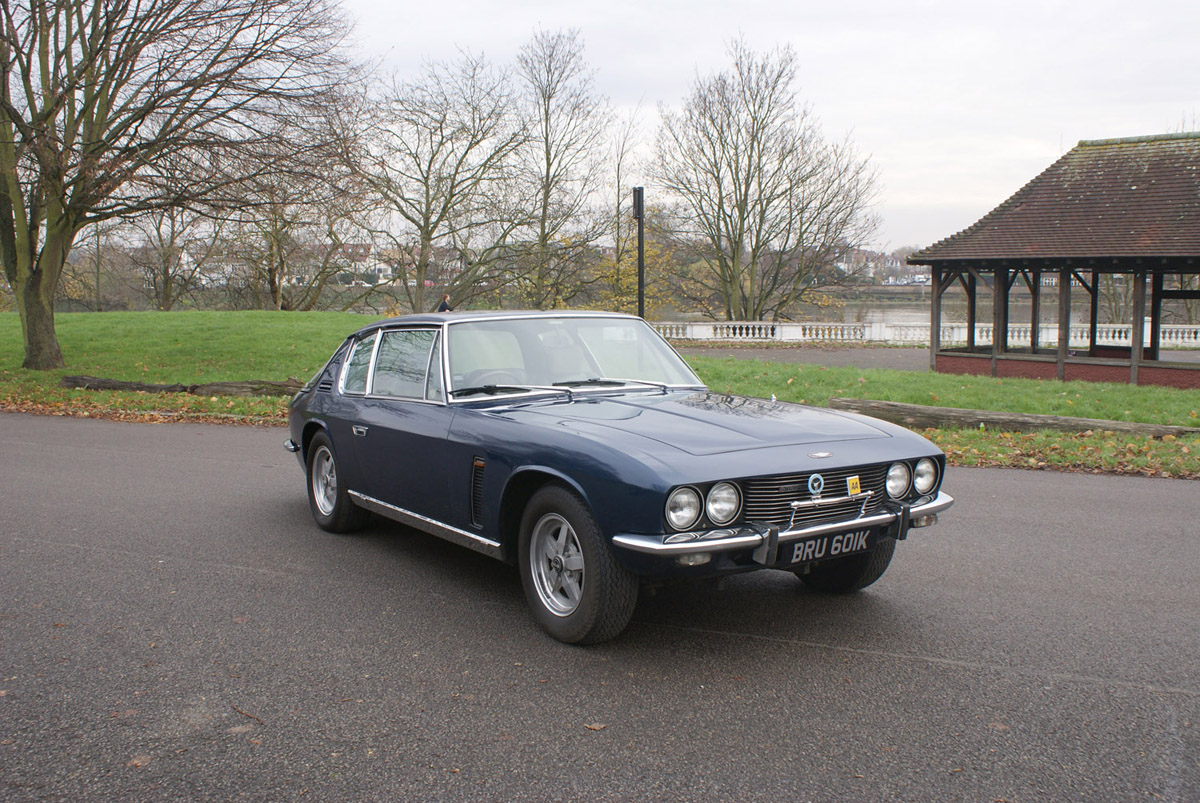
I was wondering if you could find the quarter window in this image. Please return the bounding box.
[342,332,377,395]
[426,335,445,401]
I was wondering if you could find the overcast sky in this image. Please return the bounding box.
[340,0,1198,252]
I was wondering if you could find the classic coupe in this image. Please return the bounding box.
[286,311,953,643]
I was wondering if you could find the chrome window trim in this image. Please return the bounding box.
[424,330,444,401]
[439,314,705,405]
[370,328,440,401]
[342,325,448,406]
[339,331,380,396]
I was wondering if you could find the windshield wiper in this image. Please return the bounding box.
[553,378,627,387]
[553,377,670,393]
[450,384,574,400]
[450,384,532,398]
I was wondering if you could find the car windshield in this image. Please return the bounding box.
[446,316,703,396]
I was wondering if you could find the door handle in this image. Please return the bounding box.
[352,425,368,437]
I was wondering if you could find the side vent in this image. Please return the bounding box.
[317,379,334,393]
[469,457,486,528]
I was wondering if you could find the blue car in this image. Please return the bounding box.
[286,311,953,643]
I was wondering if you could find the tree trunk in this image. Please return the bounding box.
[18,272,64,369]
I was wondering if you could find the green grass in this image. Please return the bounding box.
[1,311,1196,477]
[689,355,1199,479]
[2,310,369,382]
[689,356,1200,426]
[0,311,374,422]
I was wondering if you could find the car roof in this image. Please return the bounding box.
[350,309,642,337]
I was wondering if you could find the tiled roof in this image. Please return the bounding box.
[909,133,1200,264]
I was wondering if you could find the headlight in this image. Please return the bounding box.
[886,463,911,498]
[913,458,938,495]
[705,482,741,525]
[666,487,702,531]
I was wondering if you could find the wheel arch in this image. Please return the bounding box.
[498,467,589,562]
[300,420,331,462]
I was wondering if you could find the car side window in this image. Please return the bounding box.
[341,332,377,395]
[372,329,437,399]
[425,334,445,401]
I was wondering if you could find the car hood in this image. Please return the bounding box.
[497,391,892,457]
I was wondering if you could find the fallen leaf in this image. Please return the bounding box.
[584,723,607,731]
[127,755,152,768]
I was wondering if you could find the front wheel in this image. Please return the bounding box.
[306,432,369,533]
[518,485,638,644]
[795,536,896,593]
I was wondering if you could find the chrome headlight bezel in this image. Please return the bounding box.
[885,462,912,499]
[665,486,703,531]
[705,482,741,526]
[913,458,938,495]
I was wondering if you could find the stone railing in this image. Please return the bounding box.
[653,321,1200,349]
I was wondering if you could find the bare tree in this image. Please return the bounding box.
[652,41,878,321]
[220,119,374,312]
[351,53,527,313]
[0,0,351,368]
[126,210,223,311]
[120,157,228,311]
[512,29,608,308]
[591,107,643,312]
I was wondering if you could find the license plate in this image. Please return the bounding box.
[785,529,873,565]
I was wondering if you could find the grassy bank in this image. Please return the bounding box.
[691,356,1198,478]
[0,311,366,422]
[1,311,1196,477]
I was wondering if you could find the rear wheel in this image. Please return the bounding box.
[795,537,895,593]
[306,432,369,533]
[519,485,638,644]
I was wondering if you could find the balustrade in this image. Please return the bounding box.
[653,321,1200,349]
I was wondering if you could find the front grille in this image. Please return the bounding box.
[741,464,888,531]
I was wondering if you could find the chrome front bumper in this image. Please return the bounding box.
[612,491,954,564]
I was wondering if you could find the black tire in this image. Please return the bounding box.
[518,484,638,644]
[306,431,369,533]
[795,536,896,593]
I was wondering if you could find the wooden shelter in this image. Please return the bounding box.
[908,133,1200,389]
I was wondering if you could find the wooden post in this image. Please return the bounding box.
[1030,269,1041,352]
[966,271,977,351]
[929,266,942,372]
[1088,269,1100,358]
[1130,270,1146,385]
[992,266,1008,376]
[1057,266,1071,381]
[1150,271,1163,361]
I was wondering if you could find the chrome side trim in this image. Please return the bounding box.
[347,491,503,559]
[612,491,954,556]
[283,439,300,453]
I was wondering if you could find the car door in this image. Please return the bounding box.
[320,330,379,494]
[352,327,456,523]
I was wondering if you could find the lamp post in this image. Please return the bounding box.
[632,186,645,318]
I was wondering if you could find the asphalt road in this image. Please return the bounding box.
[2,412,1197,802]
